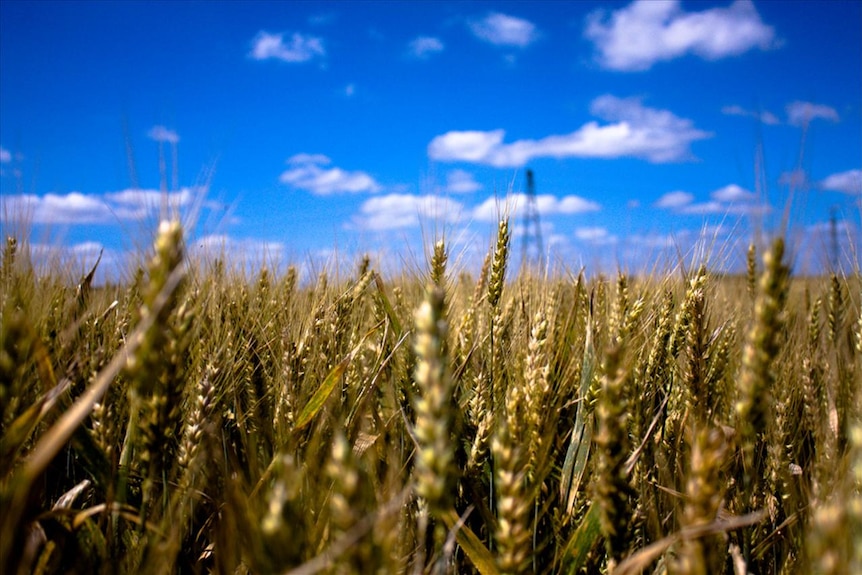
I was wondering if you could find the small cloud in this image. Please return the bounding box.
[147,125,180,144]
[0,147,11,163]
[711,183,756,202]
[472,193,600,222]
[428,95,710,167]
[585,0,777,72]
[469,12,538,47]
[722,104,780,125]
[819,169,862,195]
[657,183,762,215]
[786,101,839,126]
[444,169,482,193]
[344,83,356,97]
[408,36,444,59]
[281,154,380,195]
[249,31,325,63]
[288,153,331,165]
[655,190,694,208]
[353,193,464,231]
[575,226,609,241]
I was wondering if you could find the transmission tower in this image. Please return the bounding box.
[520,168,544,272]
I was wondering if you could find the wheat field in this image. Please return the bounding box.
[1,219,860,574]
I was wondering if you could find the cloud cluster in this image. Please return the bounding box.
[469,12,538,47]
[249,31,325,63]
[280,154,381,195]
[353,194,463,231]
[428,95,711,167]
[349,187,602,232]
[656,183,764,215]
[2,188,197,224]
[0,147,11,163]
[585,0,776,71]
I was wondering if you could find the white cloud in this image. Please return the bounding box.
[655,190,694,208]
[429,130,505,163]
[288,153,331,165]
[194,234,285,257]
[681,200,767,216]
[428,95,710,167]
[147,125,179,143]
[353,193,464,230]
[0,147,11,163]
[679,184,770,215]
[1,188,198,224]
[1,193,83,223]
[472,193,600,223]
[344,84,356,97]
[585,0,777,71]
[710,183,756,202]
[721,105,780,125]
[106,187,196,219]
[444,169,482,193]
[281,154,380,195]
[470,12,538,47]
[657,183,765,215]
[820,169,862,194]
[249,31,325,63]
[786,101,840,126]
[408,36,444,58]
[576,226,609,241]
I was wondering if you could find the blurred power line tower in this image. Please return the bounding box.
[520,168,544,273]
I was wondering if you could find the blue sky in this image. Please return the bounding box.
[1,0,860,280]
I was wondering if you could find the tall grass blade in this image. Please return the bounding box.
[293,359,348,432]
[559,502,602,573]
[441,508,500,575]
[560,309,595,514]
